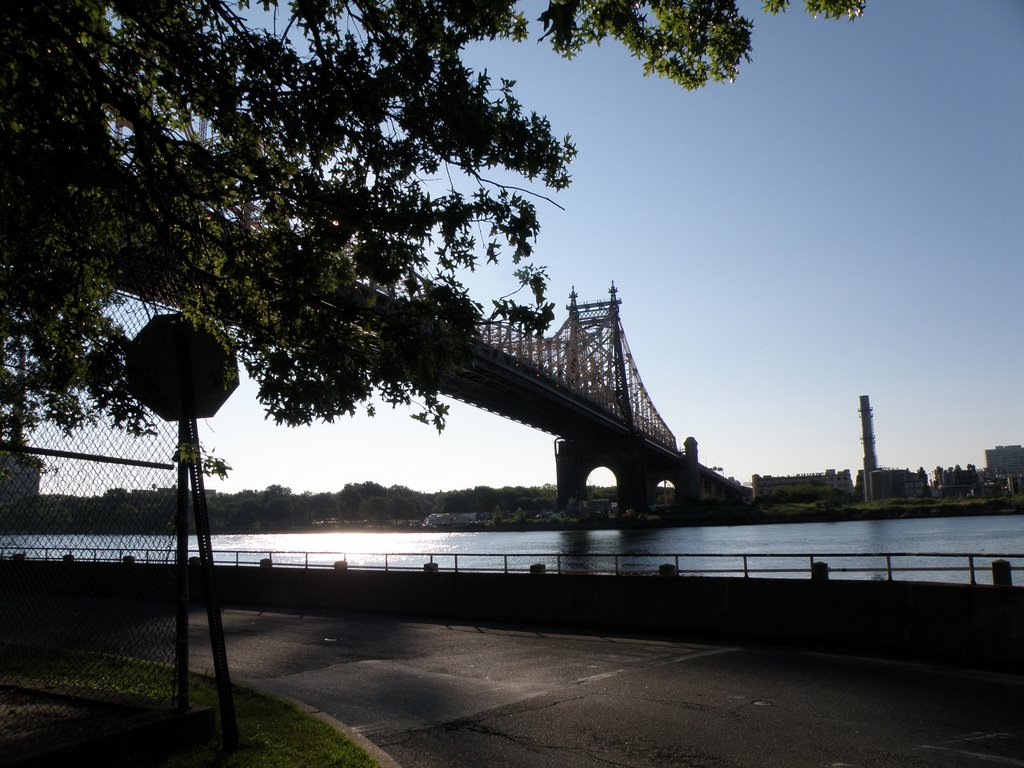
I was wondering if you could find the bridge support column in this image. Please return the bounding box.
[616,445,649,514]
[554,438,652,514]
[554,440,586,513]
[682,437,700,501]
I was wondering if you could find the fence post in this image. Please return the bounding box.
[992,559,1013,586]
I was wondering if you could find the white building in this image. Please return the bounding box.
[751,469,853,499]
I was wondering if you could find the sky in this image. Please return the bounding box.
[202,0,1024,495]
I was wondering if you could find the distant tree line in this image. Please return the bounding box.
[204,482,560,531]
[1,482,562,534]
[755,483,857,507]
[0,487,179,536]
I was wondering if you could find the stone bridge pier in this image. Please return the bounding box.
[555,436,700,513]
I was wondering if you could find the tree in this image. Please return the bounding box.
[1,1,865,443]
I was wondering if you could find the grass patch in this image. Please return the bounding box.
[154,675,379,768]
[2,643,175,700]
[2,645,380,767]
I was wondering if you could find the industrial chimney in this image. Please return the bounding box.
[859,395,877,501]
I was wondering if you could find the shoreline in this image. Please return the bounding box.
[240,505,1023,537]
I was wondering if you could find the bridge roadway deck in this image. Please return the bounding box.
[189,607,1024,768]
[441,346,681,462]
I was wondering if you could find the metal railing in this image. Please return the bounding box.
[0,545,174,564]
[2,546,1020,585]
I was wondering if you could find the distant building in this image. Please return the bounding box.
[422,512,478,527]
[868,468,927,500]
[985,445,1024,477]
[932,464,981,498]
[751,469,853,499]
[0,454,41,502]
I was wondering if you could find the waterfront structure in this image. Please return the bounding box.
[423,512,479,527]
[868,468,927,500]
[751,469,853,499]
[859,395,878,501]
[932,465,984,498]
[985,445,1024,477]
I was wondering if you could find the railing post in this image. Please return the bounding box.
[615,555,620,576]
[557,554,562,574]
[886,555,893,582]
[454,554,459,573]
[503,555,508,574]
[743,555,749,578]
[969,555,976,585]
[385,554,389,572]
[992,559,1013,587]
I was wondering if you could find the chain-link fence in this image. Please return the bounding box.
[0,298,184,760]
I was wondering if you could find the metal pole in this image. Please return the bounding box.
[175,417,190,712]
[177,331,238,751]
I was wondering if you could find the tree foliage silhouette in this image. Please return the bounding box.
[0,1,865,441]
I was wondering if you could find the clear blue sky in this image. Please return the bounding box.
[204,0,1024,495]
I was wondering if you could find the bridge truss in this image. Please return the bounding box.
[476,286,676,451]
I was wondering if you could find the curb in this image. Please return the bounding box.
[238,680,403,768]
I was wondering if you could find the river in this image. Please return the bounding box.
[203,514,1024,585]
[4,514,1022,585]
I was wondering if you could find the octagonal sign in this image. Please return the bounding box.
[125,313,239,421]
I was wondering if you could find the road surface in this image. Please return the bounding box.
[189,607,1024,767]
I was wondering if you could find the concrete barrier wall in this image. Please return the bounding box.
[2,560,1019,672]
[192,565,1024,673]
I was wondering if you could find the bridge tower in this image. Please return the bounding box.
[552,285,697,513]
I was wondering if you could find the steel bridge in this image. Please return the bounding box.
[442,286,748,512]
[117,260,746,509]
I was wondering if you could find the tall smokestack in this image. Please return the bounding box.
[859,395,877,501]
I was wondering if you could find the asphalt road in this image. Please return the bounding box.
[189,607,1024,767]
